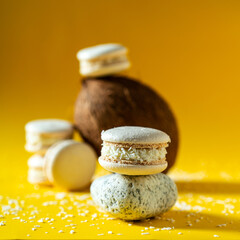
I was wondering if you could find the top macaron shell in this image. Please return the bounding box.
[77,44,127,60]
[25,119,73,133]
[101,126,170,144]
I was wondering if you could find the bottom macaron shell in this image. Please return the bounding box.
[82,61,130,77]
[90,173,178,220]
[99,157,167,175]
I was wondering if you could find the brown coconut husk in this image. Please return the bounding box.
[74,75,179,173]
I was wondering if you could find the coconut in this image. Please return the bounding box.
[74,75,179,172]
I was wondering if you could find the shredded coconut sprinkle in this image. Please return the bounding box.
[101,145,167,162]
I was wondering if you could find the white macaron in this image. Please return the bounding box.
[44,140,97,191]
[99,126,171,175]
[27,154,50,185]
[25,119,73,153]
[76,43,130,77]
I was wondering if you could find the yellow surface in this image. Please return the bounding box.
[1,0,240,239]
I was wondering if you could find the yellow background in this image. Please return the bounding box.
[0,0,240,239]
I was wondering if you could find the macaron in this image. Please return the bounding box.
[25,119,73,153]
[76,43,130,77]
[91,173,177,220]
[44,140,97,191]
[27,154,49,185]
[99,126,170,175]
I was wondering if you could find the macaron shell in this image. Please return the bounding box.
[77,43,127,60]
[101,126,170,144]
[25,119,73,133]
[25,119,73,153]
[99,157,167,175]
[45,140,96,191]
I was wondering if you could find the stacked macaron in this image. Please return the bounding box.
[91,126,178,220]
[25,119,97,191]
[75,43,179,174]
[25,119,74,185]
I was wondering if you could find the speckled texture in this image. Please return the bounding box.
[90,173,177,220]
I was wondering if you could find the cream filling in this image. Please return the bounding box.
[81,55,128,72]
[101,145,167,163]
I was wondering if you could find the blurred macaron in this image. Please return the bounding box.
[76,43,130,77]
[44,140,97,191]
[25,119,73,154]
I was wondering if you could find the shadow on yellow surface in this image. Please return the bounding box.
[176,181,240,194]
[133,210,240,232]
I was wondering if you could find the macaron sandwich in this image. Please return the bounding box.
[77,43,130,77]
[99,126,170,175]
[25,119,73,154]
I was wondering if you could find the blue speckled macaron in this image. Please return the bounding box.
[90,172,177,220]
